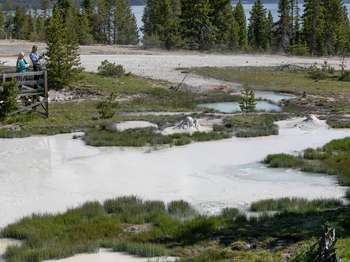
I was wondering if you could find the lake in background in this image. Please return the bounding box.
[132,4,350,35]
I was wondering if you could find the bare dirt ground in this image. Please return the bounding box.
[1,40,349,92]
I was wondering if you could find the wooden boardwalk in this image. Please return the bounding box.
[0,71,48,117]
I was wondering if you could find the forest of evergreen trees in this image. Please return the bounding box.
[0,0,349,56]
[0,0,139,45]
[142,0,350,55]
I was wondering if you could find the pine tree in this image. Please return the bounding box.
[114,0,138,45]
[248,0,268,50]
[303,0,325,55]
[34,15,46,41]
[322,0,350,55]
[240,87,257,113]
[93,0,109,43]
[80,0,94,45]
[276,0,291,52]
[180,0,215,50]
[83,0,94,23]
[208,0,235,46]
[266,11,274,49]
[234,1,248,49]
[13,7,27,39]
[0,4,5,38]
[290,0,301,44]
[46,5,81,89]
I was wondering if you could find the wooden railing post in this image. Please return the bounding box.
[44,70,48,117]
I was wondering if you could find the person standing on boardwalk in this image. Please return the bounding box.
[29,45,44,72]
[16,52,29,73]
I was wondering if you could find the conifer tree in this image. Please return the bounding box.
[303,0,325,55]
[208,0,235,46]
[93,0,109,43]
[13,7,27,39]
[180,0,214,50]
[83,0,94,24]
[80,0,94,45]
[228,19,239,50]
[79,13,94,44]
[248,0,268,50]
[322,0,350,55]
[276,0,291,52]
[0,5,5,38]
[240,87,257,113]
[290,0,301,44]
[46,5,81,89]
[160,0,182,49]
[114,0,139,45]
[234,1,248,49]
[266,11,274,49]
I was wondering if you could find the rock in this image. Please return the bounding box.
[231,241,252,251]
[106,121,158,132]
[176,116,200,130]
[294,114,327,129]
[0,124,21,132]
[123,224,152,234]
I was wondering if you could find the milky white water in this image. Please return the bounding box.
[0,118,349,228]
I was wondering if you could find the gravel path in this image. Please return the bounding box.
[1,40,349,92]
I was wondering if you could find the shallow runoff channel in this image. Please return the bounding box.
[0,119,349,228]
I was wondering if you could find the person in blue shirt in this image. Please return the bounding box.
[29,45,44,72]
[16,52,29,73]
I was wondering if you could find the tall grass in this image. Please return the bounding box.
[84,127,232,147]
[167,200,198,219]
[264,154,303,168]
[223,114,281,138]
[250,198,343,212]
[265,138,350,186]
[100,240,169,257]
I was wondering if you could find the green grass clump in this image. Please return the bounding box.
[103,196,167,224]
[223,114,281,138]
[250,198,343,212]
[327,118,350,129]
[264,154,303,168]
[101,240,169,257]
[84,127,172,147]
[168,200,198,219]
[84,126,232,148]
[264,137,350,186]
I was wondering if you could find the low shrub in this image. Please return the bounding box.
[220,207,240,221]
[288,43,309,56]
[0,79,18,119]
[84,128,172,147]
[191,131,230,142]
[84,128,232,148]
[250,197,343,212]
[96,93,117,119]
[235,126,278,137]
[102,240,168,257]
[264,154,303,168]
[176,216,219,243]
[303,148,327,160]
[224,114,280,138]
[97,60,125,77]
[168,200,198,218]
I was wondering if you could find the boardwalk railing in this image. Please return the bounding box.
[0,71,48,117]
